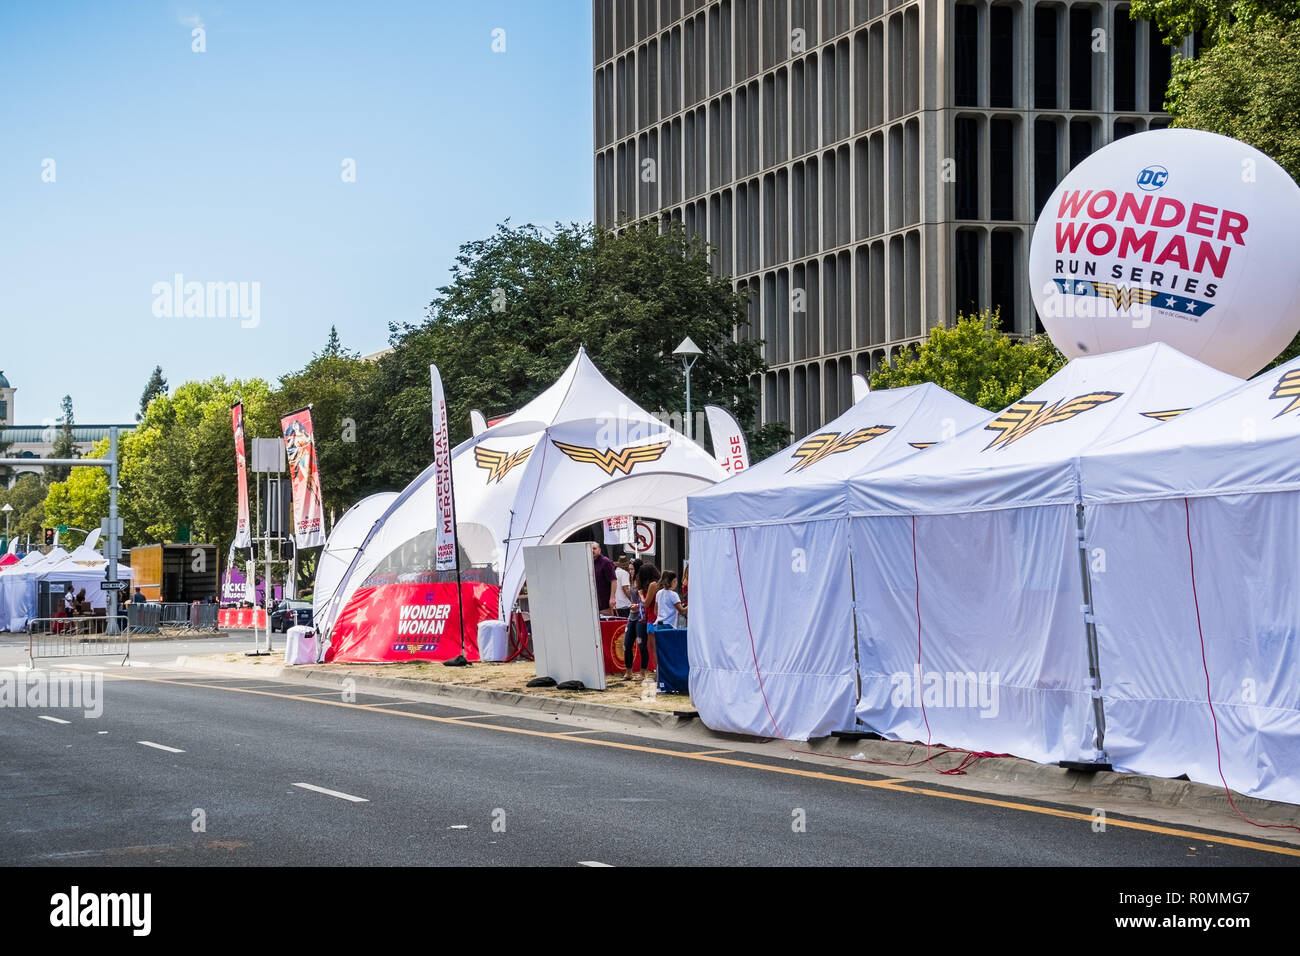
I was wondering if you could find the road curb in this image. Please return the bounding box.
[173,656,680,729]
[173,655,1300,826]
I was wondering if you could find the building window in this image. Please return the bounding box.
[1069,119,1092,170]
[1034,119,1058,217]
[1148,23,1172,112]
[955,229,981,318]
[989,4,1014,109]
[1113,7,1136,112]
[954,116,980,220]
[991,231,1017,331]
[989,119,1015,221]
[954,3,979,107]
[1034,6,1058,110]
[1069,7,1093,111]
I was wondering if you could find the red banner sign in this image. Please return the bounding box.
[218,607,267,629]
[231,403,251,548]
[326,581,500,663]
[281,407,326,548]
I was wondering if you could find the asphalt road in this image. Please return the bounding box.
[1,659,1295,867]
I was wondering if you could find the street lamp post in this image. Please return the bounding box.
[672,336,703,441]
[2,503,12,541]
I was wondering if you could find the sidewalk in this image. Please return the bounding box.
[175,652,1300,840]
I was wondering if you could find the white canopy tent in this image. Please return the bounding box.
[1074,358,1300,801]
[317,349,726,637]
[846,343,1242,765]
[0,548,68,630]
[312,492,399,625]
[38,545,133,610]
[686,383,990,740]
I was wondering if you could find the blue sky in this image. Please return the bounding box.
[0,2,593,425]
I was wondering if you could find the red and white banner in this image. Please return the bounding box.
[326,581,499,663]
[430,365,458,572]
[705,405,750,477]
[231,403,252,548]
[281,407,326,549]
[603,515,633,545]
[218,607,267,629]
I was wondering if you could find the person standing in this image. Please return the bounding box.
[655,570,686,629]
[590,542,618,615]
[613,555,633,619]
[638,563,662,677]
[622,570,644,681]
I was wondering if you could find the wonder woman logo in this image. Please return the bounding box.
[473,445,533,484]
[1269,368,1300,417]
[1091,283,1159,311]
[786,426,894,472]
[983,392,1122,450]
[1139,409,1190,422]
[552,440,670,476]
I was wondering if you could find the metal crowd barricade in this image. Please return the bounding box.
[127,603,162,634]
[27,617,130,666]
[192,603,219,631]
[159,603,193,629]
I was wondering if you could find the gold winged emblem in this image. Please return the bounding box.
[1091,283,1159,311]
[983,392,1122,450]
[1269,369,1300,418]
[552,440,670,476]
[474,445,534,484]
[786,426,894,472]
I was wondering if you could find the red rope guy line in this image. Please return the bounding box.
[1183,497,1300,833]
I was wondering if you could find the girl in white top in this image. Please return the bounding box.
[654,571,685,629]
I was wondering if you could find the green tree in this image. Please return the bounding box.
[364,220,785,486]
[0,473,51,546]
[1134,4,1300,365]
[275,328,380,530]
[120,377,278,545]
[43,438,110,546]
[49,395,78,482]
[870,310,1067,411]
[138,366,168,421]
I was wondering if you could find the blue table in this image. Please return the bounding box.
[650,627,689,695]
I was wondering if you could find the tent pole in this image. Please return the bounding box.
[444,434,469,667]
[1065,502,1112,771]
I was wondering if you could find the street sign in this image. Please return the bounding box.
[57,524,68,534]
[100,580,128,591]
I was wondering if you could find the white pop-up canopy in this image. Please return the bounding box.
[38,545,133,610]
[0,547,68,630]
[1071,358,1300,801]
[317,349,726,637]
[495,361,726,618]
[312,492,399,626]
[686,383,990,740]
[844,343,1242,766]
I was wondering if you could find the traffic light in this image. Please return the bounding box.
[43,528,54,546]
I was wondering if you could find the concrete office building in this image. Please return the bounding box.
[593,0,1191,436]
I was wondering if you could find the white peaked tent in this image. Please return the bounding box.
[495,362,727,618]
[316,349,727,636]
[846,343,1242,766]
[686,383,990,740]
[38,545,133,610]
[0,547,68,630]
[1074,358,1300,802]
[312,492,399,625]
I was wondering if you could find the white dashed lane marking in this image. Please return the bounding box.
[292,782,369,803]
[137,740,185,754]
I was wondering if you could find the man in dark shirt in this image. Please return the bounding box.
[590,542,618,614]
[131,588,147,605]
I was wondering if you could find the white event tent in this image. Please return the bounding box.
[1074,357,1300,802]
[317,349,726,636]
[38,545,133,610]
[0,547,68,630]
[846,343,1242,766]
[686,383,990,740]
[312,492,399,625]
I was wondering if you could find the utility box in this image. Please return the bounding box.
[129,543,219,602]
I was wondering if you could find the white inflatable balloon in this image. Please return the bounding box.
[1029,129,1300,377]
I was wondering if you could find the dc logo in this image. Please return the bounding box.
[1136,165,1169,191]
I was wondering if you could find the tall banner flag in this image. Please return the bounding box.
[430,365,458,572]
[704,405,750,477]
[280,407,326,549]
[231,403,252,548]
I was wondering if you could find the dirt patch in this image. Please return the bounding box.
[199,653,693,712]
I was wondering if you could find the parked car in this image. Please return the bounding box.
[270,600,313,633]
